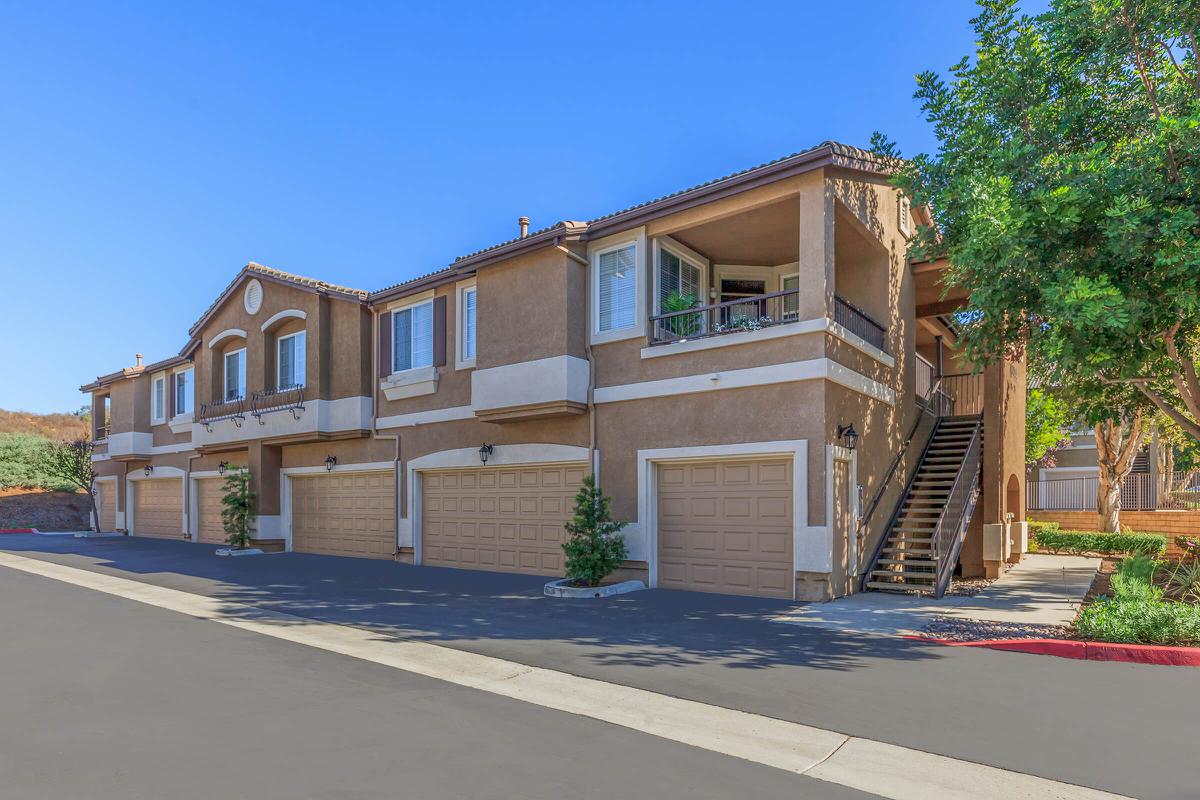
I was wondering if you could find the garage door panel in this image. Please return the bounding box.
[196,478,227,544]
[421,464,583,576]
[657,458,793,599]
[291,471,395,559]
[133,478,183,539]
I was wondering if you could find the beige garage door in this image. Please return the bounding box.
[657,458,793,598]
[196,478,227,544]
[133,478,183,539]
[97,482,116,532]
[421,464,585,575]
[291,471,396,559]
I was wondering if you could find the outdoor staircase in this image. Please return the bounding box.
[866,415,984,596]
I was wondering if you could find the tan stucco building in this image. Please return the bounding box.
[83,141,1027,600]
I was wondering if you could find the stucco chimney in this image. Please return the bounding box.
[135,353,143,368]
[518,216,530,238]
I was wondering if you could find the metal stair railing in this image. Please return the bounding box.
[928,417,984,598]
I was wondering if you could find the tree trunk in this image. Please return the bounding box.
[87,479,100,532]
[1097,475,1122,532]
[1094,414,1146,533]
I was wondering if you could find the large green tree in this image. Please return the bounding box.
[874,0,1200,444]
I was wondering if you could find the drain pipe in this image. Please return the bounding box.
[370,305,404,558]
[556,241,597,483]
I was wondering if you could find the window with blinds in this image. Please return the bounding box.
[598,244,636,332]
[224,349,246,401]
[175,368,193,415]
[393,301,434,372]
[462,287,477,360]
[151,376,165,423]
[657,248,702,310]
[277,331,306,389]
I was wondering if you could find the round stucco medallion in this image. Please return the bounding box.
[243,279,264,315]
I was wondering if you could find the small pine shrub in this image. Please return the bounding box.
[221,467,256,549]
[562,474,627,587]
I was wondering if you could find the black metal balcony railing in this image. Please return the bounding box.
[833,296,887,352]
[198,397,246,428]
[647,288,800,346]
[251,385,305,423]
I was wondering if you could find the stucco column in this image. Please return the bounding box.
[248,442,282,541]
[795,171,834,320]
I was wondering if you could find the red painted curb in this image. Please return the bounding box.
[0,528,38,534]
[908,635,1200,667]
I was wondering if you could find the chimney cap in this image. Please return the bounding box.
[518,216,530,238]
[135,353,143,367]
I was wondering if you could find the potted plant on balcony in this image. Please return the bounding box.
[660,291,703,339]
[216,466,263,556]
[544,474,644,598]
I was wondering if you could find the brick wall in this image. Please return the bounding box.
[1028,510,1200,558]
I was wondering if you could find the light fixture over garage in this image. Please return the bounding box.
[478,444,494,465]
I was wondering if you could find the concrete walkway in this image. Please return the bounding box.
[775,554,1100,636]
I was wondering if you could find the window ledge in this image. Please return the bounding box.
[381,366,439,400]
[169,414,194,434]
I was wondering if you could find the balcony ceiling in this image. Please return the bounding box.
[670,197,800,265]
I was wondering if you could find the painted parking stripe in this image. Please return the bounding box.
[0,551,1127,800]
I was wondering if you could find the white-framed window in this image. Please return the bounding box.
[456,280,477,369]
[174,367,194,416]
[597,243,637,332]
[654,239,706,314]
[151,373,166,424]
[392,299,434,373]
[277,331,307,390]
[224,348,246,401]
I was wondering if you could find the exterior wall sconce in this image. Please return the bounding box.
[478,444,494,465]
[218,461,228,475]
[143,465,154,477]
[836,424,858,451]
[324,455,337,472]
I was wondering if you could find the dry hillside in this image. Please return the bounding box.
[0,408,90,441]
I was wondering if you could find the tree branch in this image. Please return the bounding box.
[1132,381,1200,442]
[1163,326,1200,421]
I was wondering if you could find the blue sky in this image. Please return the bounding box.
[0,0,1045,414]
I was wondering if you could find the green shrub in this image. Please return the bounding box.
[1031,528,1166,556]
[0,433,75,491]
[1110,555,1161,602]
[562,474,627,587]
[221,467,256,549]
[1074,597,1200,645]
[1026,520,1061,538]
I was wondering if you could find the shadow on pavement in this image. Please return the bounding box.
[0,535,943,673]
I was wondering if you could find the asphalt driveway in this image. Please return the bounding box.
[3,534,1197,799]
[0,562,879,799]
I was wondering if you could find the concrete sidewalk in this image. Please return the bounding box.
[774,554,1100,636]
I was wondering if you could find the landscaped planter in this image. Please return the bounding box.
[544,578,645,598]
[215,547,265,557]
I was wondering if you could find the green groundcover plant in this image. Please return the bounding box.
[1031,528,1166,556]
[1074,555,1200,645]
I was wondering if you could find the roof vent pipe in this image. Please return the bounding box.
[135,353,143,368]
[518,216,530,238]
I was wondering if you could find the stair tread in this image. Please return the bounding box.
[877,558,937,566]
[866,581,935,593]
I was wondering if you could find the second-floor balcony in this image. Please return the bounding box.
[198,385,306,430]
[647,290,887,352]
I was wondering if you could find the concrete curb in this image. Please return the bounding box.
[544,579,646,598]
[0,528,38,534]
[215,548,265,557]
[909,635,1200,667]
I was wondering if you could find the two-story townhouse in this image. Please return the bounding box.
[82,141,1027,600]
